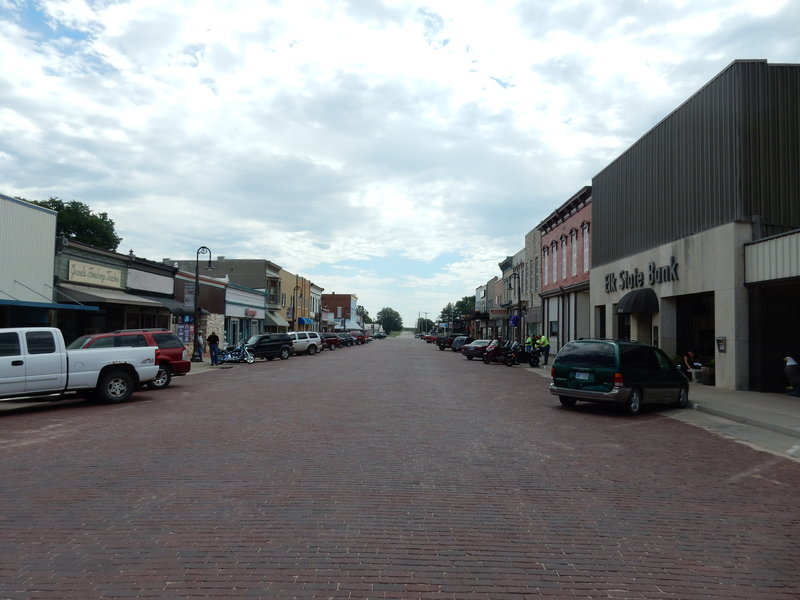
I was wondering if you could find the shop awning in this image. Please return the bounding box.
[136,295,204,316]
[0,298,99,312]
[264,311,290,328]
[334,319,363,330]
[617,288,659,314]
[297,317,313,325]
[58,283,164,307]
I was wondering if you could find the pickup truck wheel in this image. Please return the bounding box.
[97,370,134,403]
[146,367,172,390]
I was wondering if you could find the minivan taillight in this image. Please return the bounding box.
[613,372,624,387]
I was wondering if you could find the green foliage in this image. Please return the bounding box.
[356,305,372,324]
[416,317,434,332]
[375,307,403,333]
[437,296,476,331]
[26,196,122,251]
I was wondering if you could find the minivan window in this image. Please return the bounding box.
[621,346,659,370]
[557,341,615,368]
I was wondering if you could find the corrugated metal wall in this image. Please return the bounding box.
[0,196,57,301]
[592,60,800,267]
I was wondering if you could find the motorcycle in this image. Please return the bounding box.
[482,339,513,365]
[219,341,255,364]
[503,342,541,367]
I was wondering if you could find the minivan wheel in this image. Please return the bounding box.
[627,388,643,416]
[559,396,577,408]
[675,387,689,409]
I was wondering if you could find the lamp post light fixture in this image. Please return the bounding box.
[507,272,521,345]
[193,246,212,361]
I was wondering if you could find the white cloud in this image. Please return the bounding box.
[1,0,797,325]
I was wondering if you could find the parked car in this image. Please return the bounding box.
[351,330,370,344]
[321,333,341,350]
[549,339,690,415]
[461,339,491,360]
[450,335,474,352]
[288,331,322,355]
[245,333,292,360]
[337,333,356,347]
[67,327,190,390]
[3,327,158,403]
[437,332,467,351]
[374,331,386,339]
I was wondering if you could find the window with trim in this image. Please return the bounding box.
[571,229,577,277]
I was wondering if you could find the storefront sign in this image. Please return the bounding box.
[605,257,679,293]
[489,309,508,318]
[68,260,123,288]
[245,308,257,317]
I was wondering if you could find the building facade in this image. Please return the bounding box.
[590,60,800,391]
[539,186,592,355]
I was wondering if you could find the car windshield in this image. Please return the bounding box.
[557,341,615,368]
[246,335,260,344]
[66,336,93,349]
[471,340,491,347]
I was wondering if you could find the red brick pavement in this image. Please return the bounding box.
[1,335,799,599]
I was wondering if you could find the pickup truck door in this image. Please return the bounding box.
[0,331,27,396]
[22,330,68,394]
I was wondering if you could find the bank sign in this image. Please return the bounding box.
[605,257,679,293]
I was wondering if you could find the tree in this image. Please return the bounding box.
[375,307,403,334]
[26,196,122,251]
[438,296,476,331]
[356,305,372,324]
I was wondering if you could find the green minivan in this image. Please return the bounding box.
[549,339,690,415]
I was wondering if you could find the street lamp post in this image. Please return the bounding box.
[291,284,300,331]
[508,272,521,345]
[193,246,212,361]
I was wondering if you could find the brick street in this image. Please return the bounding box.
[1,335,799,599]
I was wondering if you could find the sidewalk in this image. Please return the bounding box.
[526,365,800,441]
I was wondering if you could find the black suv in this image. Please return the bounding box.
[437,332,467,351]
[549,339,689,415]
[245,333,292,360]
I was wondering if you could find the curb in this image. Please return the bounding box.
[689,401,800,440]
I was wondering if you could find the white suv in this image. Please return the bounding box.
[288,331,322,355]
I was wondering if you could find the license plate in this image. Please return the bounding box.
[575,372,589,380]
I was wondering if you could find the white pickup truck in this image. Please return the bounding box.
[0,327,160,403]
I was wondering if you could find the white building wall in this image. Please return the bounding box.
[0,196,57,302]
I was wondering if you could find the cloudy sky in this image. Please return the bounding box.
[1,0,797,327]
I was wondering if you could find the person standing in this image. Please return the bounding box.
[194,331,204,361]
[536,334,551,365]
[207,331,220,366]
[525,333,533,353]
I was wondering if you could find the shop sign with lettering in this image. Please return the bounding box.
[605,257,679,293]
[69,260,123,288]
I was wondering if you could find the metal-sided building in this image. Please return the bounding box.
[590,60,800,391]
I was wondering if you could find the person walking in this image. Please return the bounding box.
[536,334,551,365]
[207,331,220,366]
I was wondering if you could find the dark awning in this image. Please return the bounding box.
[617,288,659,314]
[264,311,290,328]
[0,299,99,312]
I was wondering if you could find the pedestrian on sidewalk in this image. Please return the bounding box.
[193,331,204,362]
[207,331,220,365]
[536,334,551,365]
